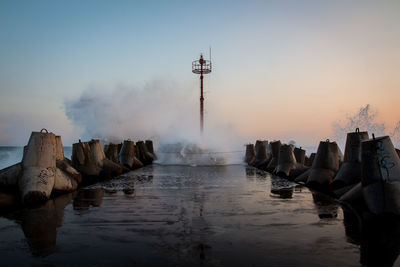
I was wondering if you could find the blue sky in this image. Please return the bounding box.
[1,0,399,146]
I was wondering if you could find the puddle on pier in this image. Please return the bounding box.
[0,165,399,266]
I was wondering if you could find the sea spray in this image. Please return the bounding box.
[65,81,246,166]
[64,80,197,143]
[391,121,400,148]
[332,104,400,149]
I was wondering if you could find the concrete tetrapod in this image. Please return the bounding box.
[332,183,359,199]
[0,163,21,190]
[245,144,256,165]
[72,140,127,184]
[88,139,128,178]
[136,141,154,165]
[331,129,369,190]
[19,130,56,204]
[131,143,144,168]
[104,143,120,164]
[361,135,400,215]
[294,147,306,165]
[89,139,106,167]
[119,140,135,168]
[339,182,363,205]
[289,147,309,179]
[305,153,316,167]
[306,140,340,190]
[266,141,281,172]
[1,134,81,203]
[119,140,143,169]
[145,140,157,160]
[53,136,81,192]
[72,141,102,178]
[294,168,311,183]
[254,140,269,169]
[275,144,297,177]
[132,156,144,169]
[55,136,64,162]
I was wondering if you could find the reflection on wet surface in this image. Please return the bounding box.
[0,165,399,266]
[360,215,400,267]
[73,188,104,211]
[342,206,400,267]
[312,192,338,219]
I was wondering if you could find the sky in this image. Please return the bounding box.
[0,0,399,148]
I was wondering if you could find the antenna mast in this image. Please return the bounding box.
[192,52,212,134]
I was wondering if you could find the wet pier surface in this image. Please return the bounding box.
[0,164,393,266]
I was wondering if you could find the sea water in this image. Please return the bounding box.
[1,164,389,266]
[0,146,72,169]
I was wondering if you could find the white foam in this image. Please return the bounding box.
[155,142,244,166]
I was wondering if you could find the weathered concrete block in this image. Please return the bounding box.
[361,135,400,215]
[19,130,56,204]
[331,129,369,190]
[306,140,340,189]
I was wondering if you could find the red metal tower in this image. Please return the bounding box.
[192,54,212,133]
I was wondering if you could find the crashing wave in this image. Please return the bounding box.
[154,142,229,166]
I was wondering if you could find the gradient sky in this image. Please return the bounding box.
[0,0,399,146]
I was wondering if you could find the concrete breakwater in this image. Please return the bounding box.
[246,130,400,266]
[0,129,156,207]
[245,128,400,217]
